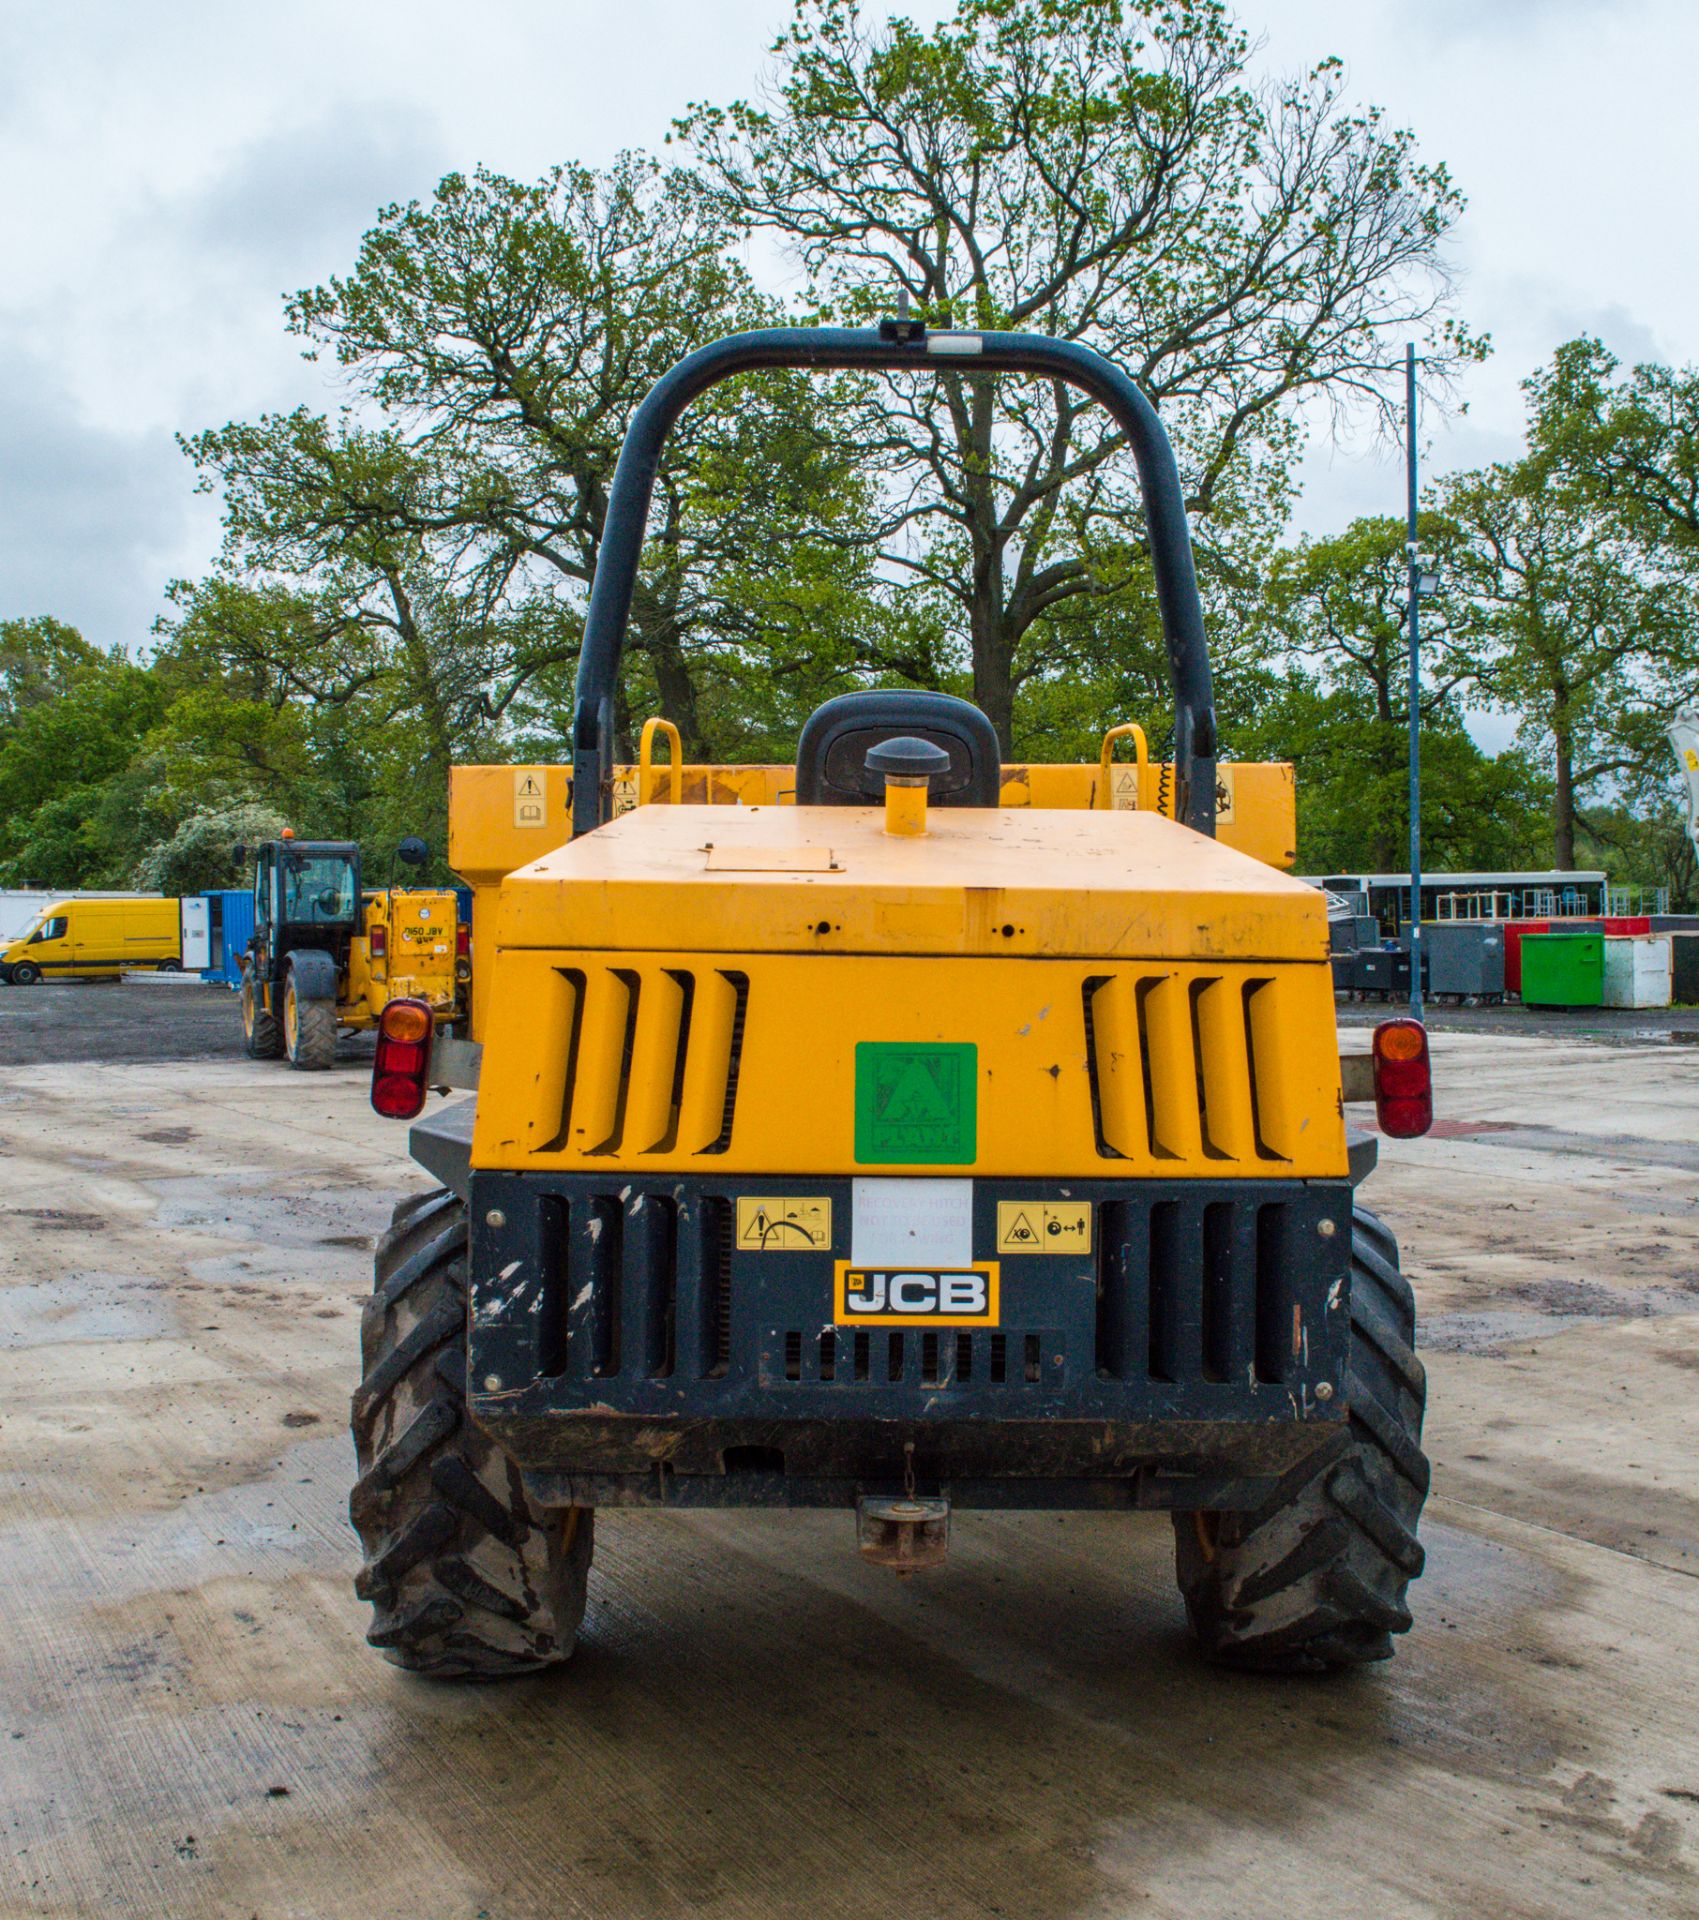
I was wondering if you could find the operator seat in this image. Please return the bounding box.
[795,690,1001,806]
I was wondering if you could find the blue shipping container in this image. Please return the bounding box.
[192,888,254,986]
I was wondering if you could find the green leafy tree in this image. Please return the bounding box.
[0,648,171,885]
[680,0,1481,745]
[276,157,877,760]
[1441,459,1699,868]
[132,799,293,895]
[0,617,103,729]
[1526,336,1699,556]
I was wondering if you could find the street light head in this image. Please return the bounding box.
[1416,565,1441,597]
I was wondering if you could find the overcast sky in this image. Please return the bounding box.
[2,0,1696,667]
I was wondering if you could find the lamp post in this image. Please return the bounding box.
[1404,343,1426,1019]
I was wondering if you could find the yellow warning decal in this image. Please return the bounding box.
[996,1201,1092,1255]
[512,768,547,828]
[736,1196,833,1252]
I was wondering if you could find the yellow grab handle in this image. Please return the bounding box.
[1096,723,1149,809]
[638,717,683,806]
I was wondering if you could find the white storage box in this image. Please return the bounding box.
[1603,935,1672,1009]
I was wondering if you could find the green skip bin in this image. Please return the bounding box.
[1519,931,1604,1008]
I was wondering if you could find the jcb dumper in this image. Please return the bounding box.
[351,325,1433,1681]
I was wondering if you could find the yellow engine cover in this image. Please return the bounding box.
[471,805,1345,1181]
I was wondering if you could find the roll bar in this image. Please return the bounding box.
[570,325,1217,835]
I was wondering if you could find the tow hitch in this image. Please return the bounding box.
[856,1494,950,1573]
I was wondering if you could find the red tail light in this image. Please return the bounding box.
[370,924,387,959]
[1372,1018,1432,1138]
[456,922,470,958]
[372,997,433,1119]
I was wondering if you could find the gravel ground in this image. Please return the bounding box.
[2,998,1698,1916]
[0,976,376,1068]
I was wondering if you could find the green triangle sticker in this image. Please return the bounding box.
[855,1042,977,1165]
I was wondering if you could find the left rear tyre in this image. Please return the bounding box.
[350,1188,594,1678]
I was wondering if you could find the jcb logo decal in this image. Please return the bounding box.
[833,1262,999,1327]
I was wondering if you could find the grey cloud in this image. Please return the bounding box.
[1398,0,1640,31]
[192,101,449,274]
[0,341,201,652]
[1534,301,1663,367]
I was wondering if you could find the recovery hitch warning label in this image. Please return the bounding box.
[834,1261,999,1326]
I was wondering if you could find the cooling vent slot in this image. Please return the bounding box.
[776,1327,1065,1388]
[1083,973,1292,1167]
[541,1190,720,1382]
[543,965,748,1158]
[1096,1197,1297,1386]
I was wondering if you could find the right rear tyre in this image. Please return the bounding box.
[350,1187,594,1678]
[1173,1203,1429,1672]
[240,967,281,1057]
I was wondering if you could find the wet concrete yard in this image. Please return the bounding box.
[2,985,1697,1917]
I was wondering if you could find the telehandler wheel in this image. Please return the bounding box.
[282,965,337,1071]
[1173,1204,1429,1673]
[240,967,282,1058]
[350,1188,594,1679]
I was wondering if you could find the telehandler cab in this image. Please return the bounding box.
[237,832,468,1070]
[351,323,1433,1680]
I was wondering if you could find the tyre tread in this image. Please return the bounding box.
[349,1188,593,1679]
[1173,1203,1430,1673]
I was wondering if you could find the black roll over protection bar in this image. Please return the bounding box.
[569,324,1218,837]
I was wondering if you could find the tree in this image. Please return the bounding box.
[277,157,877,760]
[132,799,292,896]
[1526,336,1699,557]
[1441,458,1699,868]
[0,617,102,729]
[0,647,170,886]
[680,0,1480,745]
[1233,670,1547,875]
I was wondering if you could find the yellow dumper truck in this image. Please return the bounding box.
[0,897,180,983]
[352,323,1434,1684]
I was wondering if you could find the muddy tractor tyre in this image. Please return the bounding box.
[282,964,337,1071]
[350,1188,594,1679]
[1173,1204,1429,1673]
[240,967,282,1058]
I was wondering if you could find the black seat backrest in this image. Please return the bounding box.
[795,690,1002,807]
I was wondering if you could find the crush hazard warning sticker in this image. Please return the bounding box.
[853,1043,977,1165]
[996,1201,1092,1255]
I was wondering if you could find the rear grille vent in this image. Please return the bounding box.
[545,965,748,1159]
[1096,1197,1297,1386]
[777,1326,1065,1390]
[531,1190,720,1383]
[492,1182,1339,1412]
[1083,972,1296,1167]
